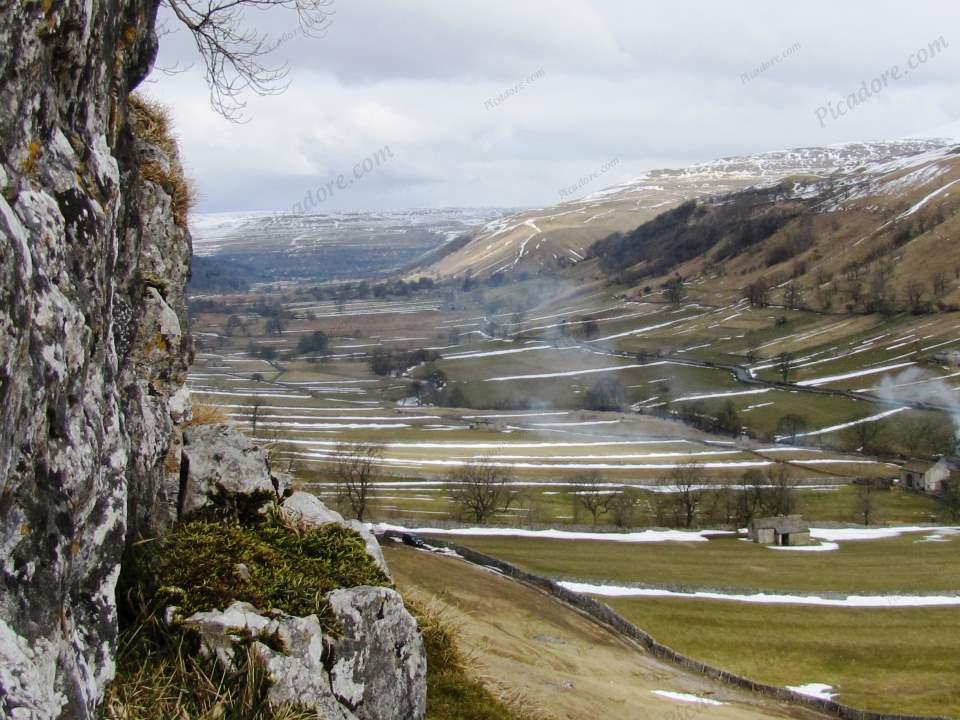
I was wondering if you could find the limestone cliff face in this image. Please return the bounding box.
[0,1,191,717]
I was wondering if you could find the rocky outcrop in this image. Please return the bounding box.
[0,3,424,719]
[0,0,190,717]
[179,424,287,522]
[325,587,427,720]
[179,591,426,720]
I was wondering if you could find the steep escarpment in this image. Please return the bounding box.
[0,0,190,716]
[0,5,429,720]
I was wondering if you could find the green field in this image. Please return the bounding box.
[608,598,960,717]
[441,526,958,594]
[440,520,960,717]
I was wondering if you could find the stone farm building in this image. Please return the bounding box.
[750,516,813,547]
[902,457,960,494]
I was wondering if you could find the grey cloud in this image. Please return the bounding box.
[148,0,960,213]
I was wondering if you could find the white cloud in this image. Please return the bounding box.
[147,0,960,212]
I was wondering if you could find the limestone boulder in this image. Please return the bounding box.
[180,424,286,521]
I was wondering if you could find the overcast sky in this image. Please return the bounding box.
[147,0,960,214]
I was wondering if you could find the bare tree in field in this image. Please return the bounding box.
[449,458,520,524]
[777,352,794,383]
[761,463,799,517]
[573,472,612,526]
[669,462,706,529]
[248,394,265,435]
[843,418,888,456]
[333,442,383,521]
[776,413,809,444]
[608,488,643,528]
[784,282,805,310]
[164,0,335,120]
[932,271,948,299]
[855,479,880,526]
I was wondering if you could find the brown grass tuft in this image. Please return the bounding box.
[128,93,196,227]
[188,403,228,426]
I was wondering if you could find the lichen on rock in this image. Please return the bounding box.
[0,0,189,716]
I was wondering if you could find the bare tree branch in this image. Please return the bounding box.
[333,442,383,521]
[162,0,335,121]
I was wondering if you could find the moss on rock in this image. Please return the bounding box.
[147,520,389,630]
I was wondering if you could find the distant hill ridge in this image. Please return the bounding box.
[415,139,957,282]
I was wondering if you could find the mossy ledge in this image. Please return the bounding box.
[103,516,389,719]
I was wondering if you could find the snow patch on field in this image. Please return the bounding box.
[559,582,960,607]
[786,684,836,701]
[811,526,960,542]
[651,691,726,706]
[372,524,731,543]
[796,362,916,387]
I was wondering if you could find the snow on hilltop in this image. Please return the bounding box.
[418,139,957,279]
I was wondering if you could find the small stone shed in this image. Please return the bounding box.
[901,457,960,494]
[749,515,812,547]
[901,460,935,492]
[923,457,960,494]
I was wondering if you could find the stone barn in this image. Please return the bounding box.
[922,457,960,494]
[901,460,935,491]
[750,516,812,547]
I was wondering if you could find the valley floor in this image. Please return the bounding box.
[385,544,829,720]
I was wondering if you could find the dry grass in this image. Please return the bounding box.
[409,598,547,720]
[128,93,195,227]
[101,613,315,720]
[188,403,228,426]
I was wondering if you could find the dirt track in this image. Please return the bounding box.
[385,544,829,720]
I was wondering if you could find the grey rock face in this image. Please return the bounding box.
[180,597,427,720]
[0,0,189,717]
[325,587,427,720]
[180,424,285,521]
[282,490,347,526]
[0,3,420,719]
[182,601,359,718]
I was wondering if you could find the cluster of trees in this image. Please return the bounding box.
[675,400,743,437]
[572,473,645,528]
[584,377,629,412]
[555,316,600,340]
[331,451,523,525]
[590,189,807,281]
[841,413,955,458]
[370,348,440,377]
[411,369,456,406]
[745,260,957,318]
[296,330,330,357]
[246,341,279,362]
[245,330,329,363]
[572,463,801,529]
